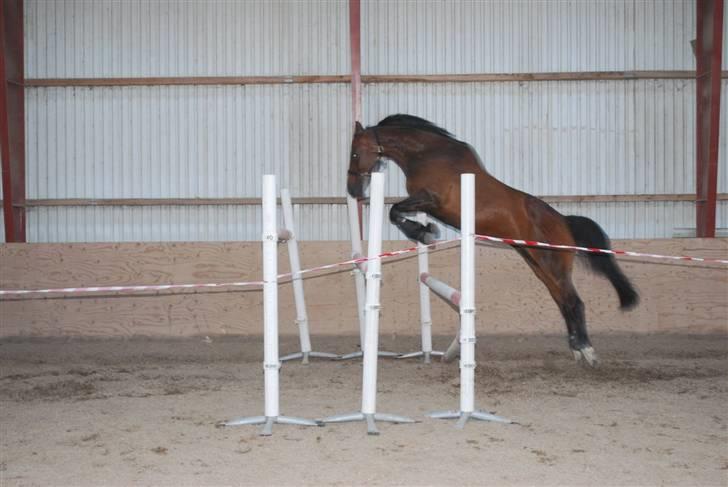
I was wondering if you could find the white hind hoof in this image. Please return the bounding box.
[572,347,599,367]
[421,233,437,245]
[421,223,440,245]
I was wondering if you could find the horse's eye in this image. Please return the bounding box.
[352,153,359,159]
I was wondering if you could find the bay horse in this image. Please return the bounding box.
[346,114,639,367]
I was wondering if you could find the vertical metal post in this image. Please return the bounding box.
[695,0,724,237]
[0,0,26,242]
[350,0,365,240]
[349,0,362,124]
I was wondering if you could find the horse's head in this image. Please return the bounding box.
[347,121,384,199]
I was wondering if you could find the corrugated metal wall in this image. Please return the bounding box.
[26,84,351,198]
[21,0,727,241]
[23,0,353,242]
[363,0,707,73]
[25,83,352,241]
[25,0,350,77]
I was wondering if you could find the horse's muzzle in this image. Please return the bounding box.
[347,175,366,199]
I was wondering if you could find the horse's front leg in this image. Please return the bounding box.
[389,190,440,244]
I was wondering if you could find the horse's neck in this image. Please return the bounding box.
[377,128,448,176]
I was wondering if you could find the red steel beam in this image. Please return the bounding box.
[0,0,25,242]
[349,0,362,124]
[349,0,365,235]
[695,0,724,237]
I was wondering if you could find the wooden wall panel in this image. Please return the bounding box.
[1,239,726,338]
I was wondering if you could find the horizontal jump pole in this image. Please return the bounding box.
[420,270,462,363]
[419,272,461,311]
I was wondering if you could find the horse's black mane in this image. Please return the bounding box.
[376,114,460,142]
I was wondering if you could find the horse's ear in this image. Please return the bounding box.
[354,121,364,134]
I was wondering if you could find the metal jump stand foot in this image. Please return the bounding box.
[220,415,320,436]
[338,349,401,360]
[280,351,339,364]
[428,409,512,429]
[319,412,416,435]
[397,350,444,364]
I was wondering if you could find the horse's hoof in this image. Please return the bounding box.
[572,347,599,367]
[425,222,440,238]
[420,225,440,245]
[581,347,599,367]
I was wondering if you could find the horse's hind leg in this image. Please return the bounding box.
[389,190,440,244]
[516,249,597,366]
[556,283,597,366]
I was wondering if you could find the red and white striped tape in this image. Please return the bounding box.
[0,280,267,296]
[0,235,724,297]
[0,238,460,297]
[474,234,728,265]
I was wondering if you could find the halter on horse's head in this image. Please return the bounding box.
[346,122,385,199]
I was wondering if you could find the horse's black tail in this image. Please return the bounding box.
[565,215,639,310]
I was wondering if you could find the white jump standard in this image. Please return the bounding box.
[427,173,512,428]
[398,212,445,363]
[219,175,319,436]
[320,172,415,434]
[339,193,399,361]
[278,188,338,364]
